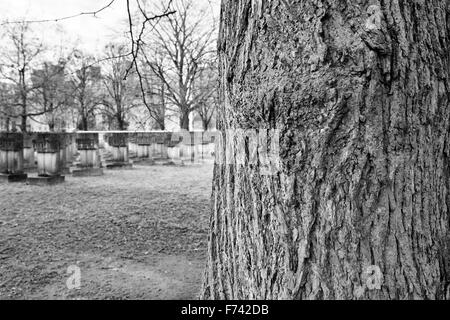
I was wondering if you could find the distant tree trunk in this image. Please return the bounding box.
[180,111,190,130]
[20,96,27,132]
[20,114,27,133]
[202,0,450,300]
[158,121,165,131]
[19,67,28,133]
[78,114,88,131]
[117,113,125,131]
[202,118,209,131]
[159,84,166,131]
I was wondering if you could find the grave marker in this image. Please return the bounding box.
[27,133,65,185]
[23,133,37,170]
[106,132,132,169]
[135,133,155,165]
[72,133,103,177]
[0,132,28,182]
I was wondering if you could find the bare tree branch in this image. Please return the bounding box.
[1,0,117,25]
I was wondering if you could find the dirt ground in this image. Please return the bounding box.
[0,163,213,300]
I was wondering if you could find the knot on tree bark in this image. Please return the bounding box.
[361,5,392,55]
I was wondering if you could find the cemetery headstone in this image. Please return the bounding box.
[27,133,65,185]
[128,133,139,159]
[166,139,182,166]
[65,133,77,168]
[150,133,169,163]
[0,132,28,182]
[23,133,37,170]
[171,131,194,165]
[106,132,132,169]
[72,133,104,177]
[135,133,155,165]
[203,132,218,162]
[59,133,71,174]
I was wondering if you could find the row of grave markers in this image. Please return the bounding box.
[0,131,216,185]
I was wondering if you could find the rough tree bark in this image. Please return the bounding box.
[202,0,450,300]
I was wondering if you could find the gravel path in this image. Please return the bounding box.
[0,163,213,300]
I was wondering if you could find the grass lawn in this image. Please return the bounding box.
[0,163,213,299]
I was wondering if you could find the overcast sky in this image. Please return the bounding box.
[0,0,219,55]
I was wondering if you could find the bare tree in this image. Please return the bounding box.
[126,108,154,130]
[30,59,74,131]
[196,97,217,131]
[0,21,45,132]
[0,82,15,130]
[138,58,168,130]
[68,52,103,131]
[140,0,217,130]
[100,43,140,130]
[192,60,217,131]
[1,1,177,130]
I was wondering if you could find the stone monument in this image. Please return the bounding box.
[72,133,104,177]
[0,132,28,182]
[106,132,132,169]
[135,133,155,165]
[27,133,65,185]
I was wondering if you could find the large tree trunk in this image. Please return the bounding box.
[202,0,450,300]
